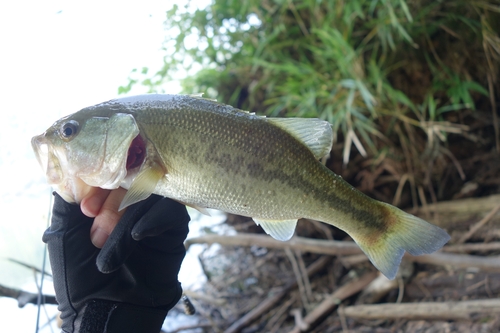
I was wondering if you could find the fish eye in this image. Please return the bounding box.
[60,120,79,140]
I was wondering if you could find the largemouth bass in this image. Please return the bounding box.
[32,94,450,279]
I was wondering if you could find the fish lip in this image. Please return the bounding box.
[31,134,47,172]
[31,133,64,185]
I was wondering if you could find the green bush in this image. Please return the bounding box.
[120,0,500,203]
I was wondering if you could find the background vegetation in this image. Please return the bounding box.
[115,1,500,331]
[121,0,500,208]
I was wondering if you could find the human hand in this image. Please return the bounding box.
[80,187,127,249]
[43,191,190,333]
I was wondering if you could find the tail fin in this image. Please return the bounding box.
[352,203,450,280]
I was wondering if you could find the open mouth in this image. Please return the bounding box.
[31,134,48,175]
[31,134,63,184]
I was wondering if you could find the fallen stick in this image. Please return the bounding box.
[187,234,500,272]
[457,202,500,244]
[339,254,367,268]
[342,252,500,272]
[164,323,213,333]
[409,252,500,271]
[290,309,309,332]
[441,242,500,253]
[412,194,500,230]
[341,298,500,321]
[187,235,500,255]
[183,289,226,307]
[224,256,332,333]
[0,284,57,307]
[8,258,53,277]
[356,261,413,304]
[186,234,362,256]
[288,272,377,333]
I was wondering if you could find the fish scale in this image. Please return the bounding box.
[139,105,330,220]
[32,94,450,279]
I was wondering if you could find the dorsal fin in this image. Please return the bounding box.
[267,118,333,160]
[188,93,217,102]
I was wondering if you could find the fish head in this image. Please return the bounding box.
[32,108,140,203]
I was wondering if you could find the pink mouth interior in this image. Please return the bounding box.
[126,135,146,170]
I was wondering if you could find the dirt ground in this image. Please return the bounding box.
[170,192,500,333]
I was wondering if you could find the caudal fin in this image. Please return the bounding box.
[352,203,450,280]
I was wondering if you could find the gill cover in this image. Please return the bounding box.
[76,113,140,189]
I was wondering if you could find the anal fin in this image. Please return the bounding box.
[253,218,298,241]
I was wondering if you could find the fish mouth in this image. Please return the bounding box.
[31,134,48,175]
[31,134,63,185]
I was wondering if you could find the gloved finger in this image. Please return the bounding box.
[131,198,190,241]
[96,194,163,273]
[43,192,94,241]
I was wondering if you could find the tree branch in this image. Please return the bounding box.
[0,284,57,307]
[186,234,361,256]
[341,298,500,321]
[186,234,500,272]
[224,256,332,333]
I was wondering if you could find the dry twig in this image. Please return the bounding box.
[165,323,214,333]
[224,256,331,333]
[288,272,377,333]
[409,252,500,271]
[457,202,500,244]
[286,248,310,308]
[0,284,57,307]
[413,194,500,229]
[342,299,500,321]
[186,234,361,255]
[441,242,500,253]
[187,234,500,272]
[290,308,309,331]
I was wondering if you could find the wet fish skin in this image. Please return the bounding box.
[32,94,450,279]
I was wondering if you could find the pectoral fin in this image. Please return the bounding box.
[253,218,298,241]
[119,164,164,211]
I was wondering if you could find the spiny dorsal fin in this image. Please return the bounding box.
[253,218,298,241]
[267,118,333,160]
[188,93,217,102]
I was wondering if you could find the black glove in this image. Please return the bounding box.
[43,193,190,333]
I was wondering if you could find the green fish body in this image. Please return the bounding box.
[32,94,450,279]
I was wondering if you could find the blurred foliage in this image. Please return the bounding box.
[120,0,500,204]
